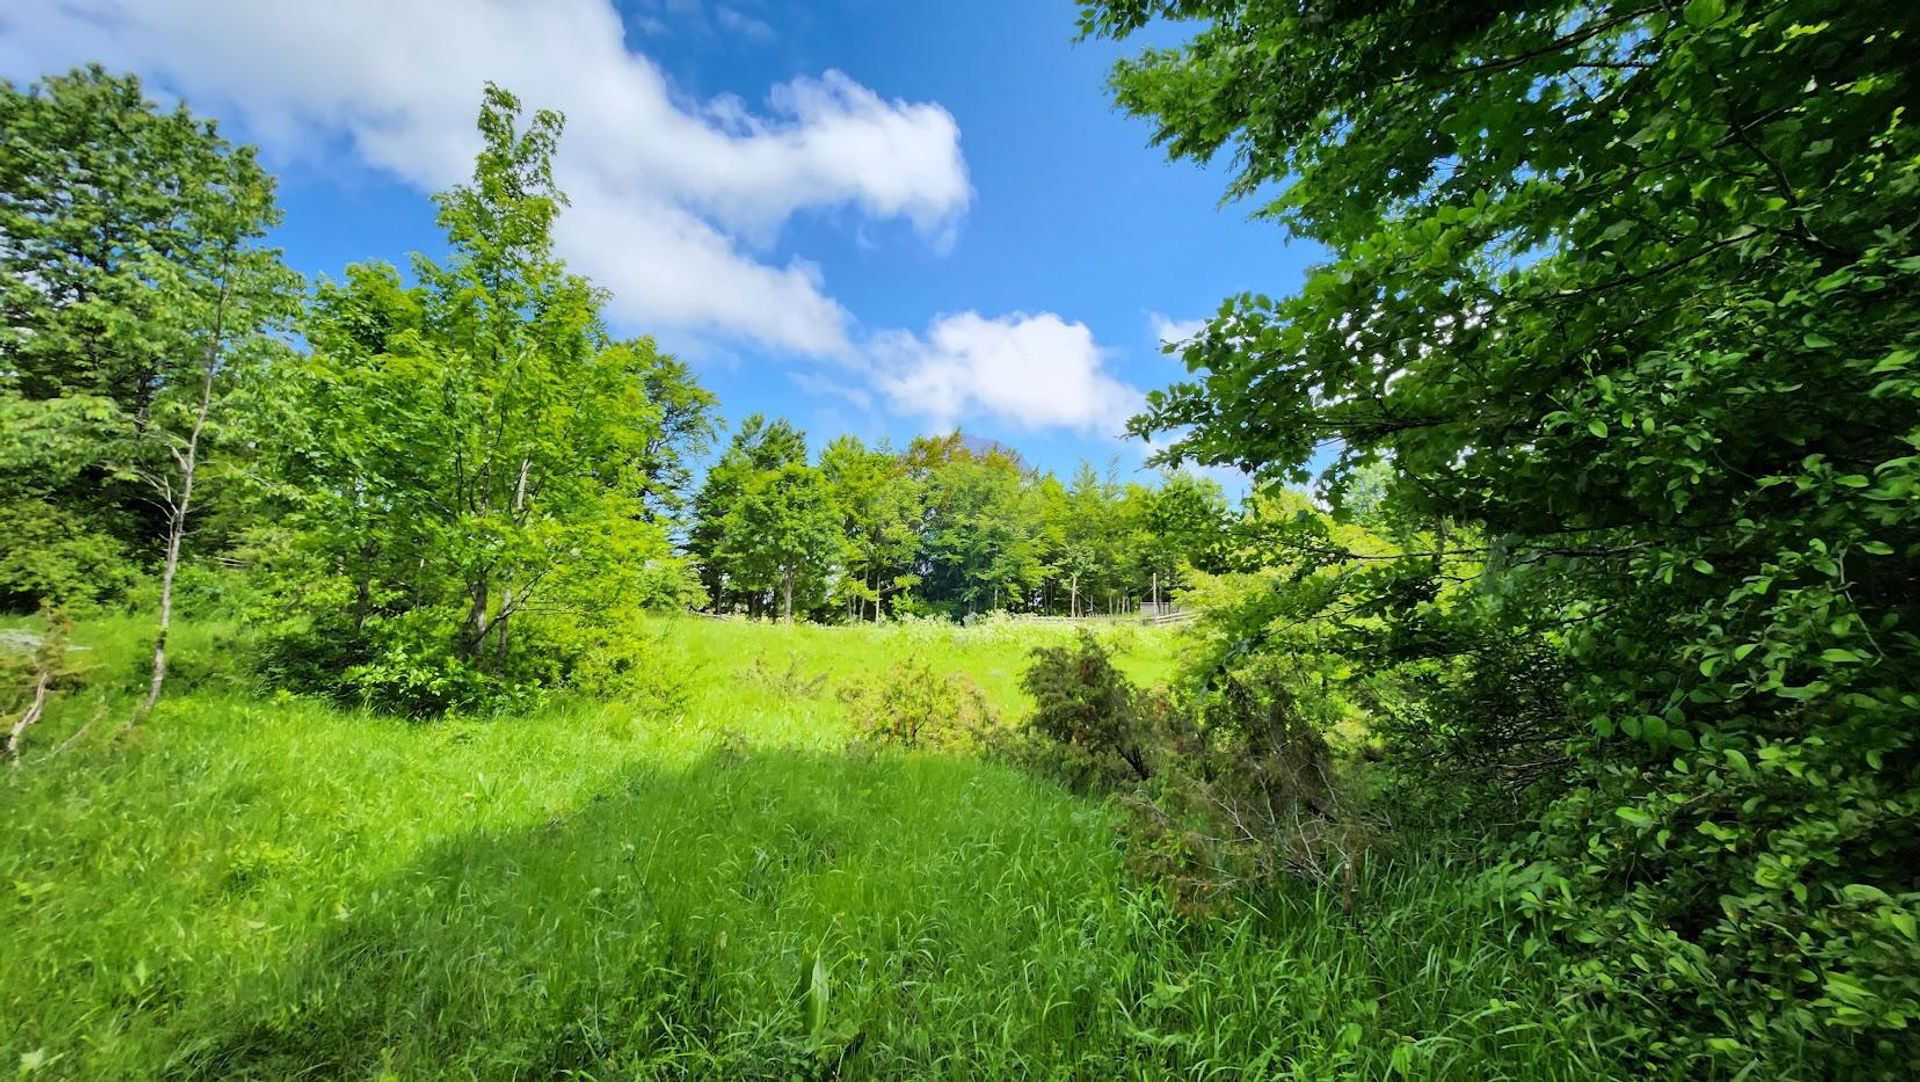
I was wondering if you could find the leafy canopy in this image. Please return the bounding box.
[1086,0,1920,1071]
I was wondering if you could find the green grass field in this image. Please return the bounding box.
[1,616,1623,1079]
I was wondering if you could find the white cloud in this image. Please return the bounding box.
[1,2,1152,438]
[869,312,1142,434]
[0,0,969,357]
[1148,311,1207,349]
[715,6,775,40]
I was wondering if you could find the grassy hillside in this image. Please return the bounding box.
[1,616,1620,1079]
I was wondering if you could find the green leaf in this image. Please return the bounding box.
[1683,0,1724,27]
[1640,715,1668,745]
[807,953,831,1036]
[1587,419,1609,438]
[1841,884,1892,904]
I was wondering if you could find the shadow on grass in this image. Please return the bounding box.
[160,746,1119,1081]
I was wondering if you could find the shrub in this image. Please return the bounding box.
[0,500,140,612]
[1122,662,1366,919]
[1013,634,1369,918]
[543,614,695,716]
[840,657,997,751]
[744,653,829,699]
[122,561,261,623]
[2,606,87,760]
[1017,631,1156,790]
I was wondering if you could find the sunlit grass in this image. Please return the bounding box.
[0,615,1626,1079]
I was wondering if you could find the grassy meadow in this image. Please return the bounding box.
[1,616,1623,1079]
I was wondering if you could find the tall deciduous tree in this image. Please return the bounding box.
[269,85,688,711]
[1088,0,1919,1068]
[717,462,841,621]
[626,345,717,527]
[919,451,1047,617]
[0,66,300,715]
[688,413,808,610]
[0,67,297,617]
[821,435,923,621]
[126,143,299,721]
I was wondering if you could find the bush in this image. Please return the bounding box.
[744,653,830,699]
[542,614,695,715]
[840,657,997,751]
[1,606,87,760]
[256,604,702,720]
[0,499,140,612]
[122,561,260,623]
[1017,631,1157,790]
[1012,634,1369,919]
[1122,661,1366,919]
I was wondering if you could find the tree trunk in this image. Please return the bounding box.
[783,569,795,622]
[131,267,230,728]
[491,458,532,672]
[464,571,491,659]
[135,503,188,722]
[493,583,513,672]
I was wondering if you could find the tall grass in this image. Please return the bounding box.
[0,615,1628,1078]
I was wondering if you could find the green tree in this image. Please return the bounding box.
[820,435,924,621]
[0,67,297,613]
[1088,0,1919,1069]
[718,462,842,621]
[124,153,300,721]
[688,413,808,611]
[1131,470,1229,605]
[1053,462,1123,617]
[627,345,717,527]
[267,85,679,712]
[919,451,1047,617]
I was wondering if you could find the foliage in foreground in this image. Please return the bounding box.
[1087,0,1920,1072]
[1016,632,1366,924]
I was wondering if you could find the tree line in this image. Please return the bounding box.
[687,421,1230,622]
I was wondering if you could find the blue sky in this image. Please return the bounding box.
[1,0,1325,490]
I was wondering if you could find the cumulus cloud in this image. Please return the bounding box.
[1148,311,1208,349]
[0,0,969,356]
[869,312,1142,434]
[0,1,1154,437]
